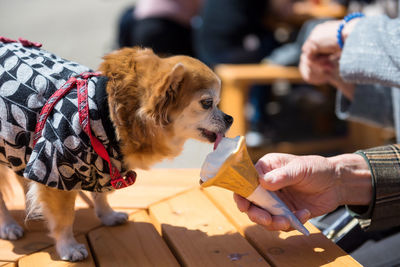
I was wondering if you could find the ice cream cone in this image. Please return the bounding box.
[200,136,310,236]
[200,136,259,197]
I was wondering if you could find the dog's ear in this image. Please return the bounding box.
[168,63,185,90]
[151,63,185,126]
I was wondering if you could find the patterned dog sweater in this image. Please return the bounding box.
[0,41,126,192]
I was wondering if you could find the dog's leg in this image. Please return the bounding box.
[0,166,24,240]
[34,183,87,262]
[16,175,29,197]
[91,192,128,226]
[0,191,24,240]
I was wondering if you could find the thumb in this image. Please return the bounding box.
[259,167,298,191]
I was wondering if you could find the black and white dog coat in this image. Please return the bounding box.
[0,40,128,192]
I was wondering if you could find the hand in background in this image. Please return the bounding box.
[299,20,359,99]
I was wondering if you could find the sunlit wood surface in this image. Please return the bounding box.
[1,169,361,266]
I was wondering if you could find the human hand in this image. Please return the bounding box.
[299,20,358,99]
[302,20,343,57]
[301,17,361,59]
[234,153,371,232]
[299,49,355,99]
[299,20,342,86]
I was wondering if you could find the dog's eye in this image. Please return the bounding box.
[200,99,213,110]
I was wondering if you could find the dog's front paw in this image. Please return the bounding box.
[98,211,128,226]
[0,221,24,240]
[58,242,88,262]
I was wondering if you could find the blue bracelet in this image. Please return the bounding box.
[337,12,365,49]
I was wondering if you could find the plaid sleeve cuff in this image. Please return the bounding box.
[347,145,400,230]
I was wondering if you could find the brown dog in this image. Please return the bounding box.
[0,40,232,261]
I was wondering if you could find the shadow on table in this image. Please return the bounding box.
[4,211,354,266]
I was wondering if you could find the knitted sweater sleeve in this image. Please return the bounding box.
[340,15,400,88]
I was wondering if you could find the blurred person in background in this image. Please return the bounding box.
[117,0,203,57]
[300,0,399,141]
[236,2,400,265]
[194,0,294,147]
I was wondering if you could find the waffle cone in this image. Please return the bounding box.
[201,136,259,197]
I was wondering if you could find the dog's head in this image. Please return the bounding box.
[160,54,233,144]
[99,47,233,168]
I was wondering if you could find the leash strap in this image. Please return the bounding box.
[34,72,136,190]
[0,36,42,48]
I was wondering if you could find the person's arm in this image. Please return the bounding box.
[234,152,372,232]
[301,15,400,90]
[340,16,400,88]
[236,144,400,232]
[350,144,400,230]
[299,16,397,128]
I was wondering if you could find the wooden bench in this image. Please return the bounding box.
[215,64,389,158]
[1,169,361,266]
[293,1,347,19]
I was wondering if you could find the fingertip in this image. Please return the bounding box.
[259,172,283,191]
[295,209,311,224]
[255,163,264,176]
[301,41,312,52]
[302,41,318,55]
[258,214,272,226]
[233,193,250,212]
[247,205,272,226]
[272,216,291,231]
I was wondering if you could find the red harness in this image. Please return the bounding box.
[34,72,136,190]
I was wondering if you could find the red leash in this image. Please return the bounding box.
[34,72,136,190]
[0,36,42,48]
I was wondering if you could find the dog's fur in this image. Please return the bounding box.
[0,47,232,261]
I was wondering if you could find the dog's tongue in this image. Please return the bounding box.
[213,133,224,150]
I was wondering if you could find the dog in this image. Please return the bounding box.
[0,38,233,261]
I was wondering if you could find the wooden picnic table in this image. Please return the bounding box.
[1,169,361,266]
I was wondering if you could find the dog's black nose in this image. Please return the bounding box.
[224,114,233,127]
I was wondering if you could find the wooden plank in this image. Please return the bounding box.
[149,189,270,267]
[215,64,303,85]
[0,208,134,262]
[88,210,179,267]
[9,209,99,235]
[293,2,346,19]
[7,207,135,237]
[4,169,200,211]
[0,262,15,267]
[0,231,53,261]
[104,169,200,209]
[18,235,95,267]
[73,208,137,235]
[204,187,362,266]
